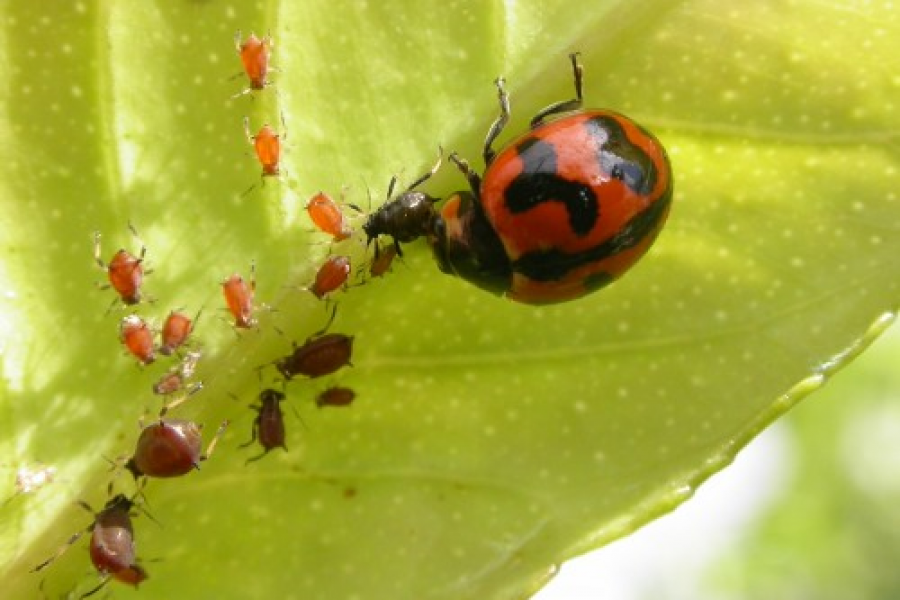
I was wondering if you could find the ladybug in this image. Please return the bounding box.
[366,54,673,305]
[433,53,673,304]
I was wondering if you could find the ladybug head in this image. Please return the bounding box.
[429,191,511,296]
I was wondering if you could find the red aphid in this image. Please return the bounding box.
[244,116,286,178]
[120,315,155,365]
[240,389,287,463]
[234,31,273,94]
[94,224,147,306]
[31,494,148,597]
[222,265,256,329]
[126,419,228,479]
[316,386,356,408]
[309,255,351,300]
[306,192,353,241]
[159,310,197,356]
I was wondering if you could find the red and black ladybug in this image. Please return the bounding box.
[366,53,673,304]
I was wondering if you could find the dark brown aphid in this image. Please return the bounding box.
[309,255,351,300]
[362,150,442,257]
[316,386,356,408]
[94,224,148,306]
[276,334,353,380]
[120,315,155,365]
[369,242,398,278]
[126,419,228,479]
[32,494,148,597]
[240,389,287,463]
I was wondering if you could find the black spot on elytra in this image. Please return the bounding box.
[504,137,599,237]
[586,116,657,196]
[513,189,671,282]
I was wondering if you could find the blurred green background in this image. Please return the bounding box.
[537,322,900,599]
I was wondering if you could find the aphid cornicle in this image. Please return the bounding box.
[31,494,148,597]
[240,389,288,463]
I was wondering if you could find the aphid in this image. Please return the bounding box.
[362,150,443,258]
[368,242,398,278]
[158,309,199,356]
[308,255,351,300]
[240,389,288,463]
[316,386,356,408]
[244,114,287,179]
[222,263,257,329]
[234,31,273,96]
[119,315,155,365]
[94,223,148,306]
[2,463,57,506]
[31,494,148,597]
[126,419,228,479]
[274,309,354,380]
[306,191,353,241]
[152,351,202,396]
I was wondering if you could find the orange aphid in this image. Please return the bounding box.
[310,255,351,300]
[244,116,286,178]
[306,192,353,241]
[159,310,197,356]
[120,315,155,365]
[234,31,273,94]
[222,264,257,329]
[94,224,147,306]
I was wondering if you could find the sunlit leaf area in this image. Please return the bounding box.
[1,1,897,599]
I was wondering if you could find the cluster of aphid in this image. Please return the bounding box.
[28,33,367,598]
[26,28,675,596]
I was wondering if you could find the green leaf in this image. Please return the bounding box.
[1,1,898,599]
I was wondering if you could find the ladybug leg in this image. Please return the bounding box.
[405,146,444,191]
[530,52,584,128]
[449,153,482,197]
[483,77,510,166]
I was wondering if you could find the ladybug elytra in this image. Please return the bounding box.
[432,53,673,304]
